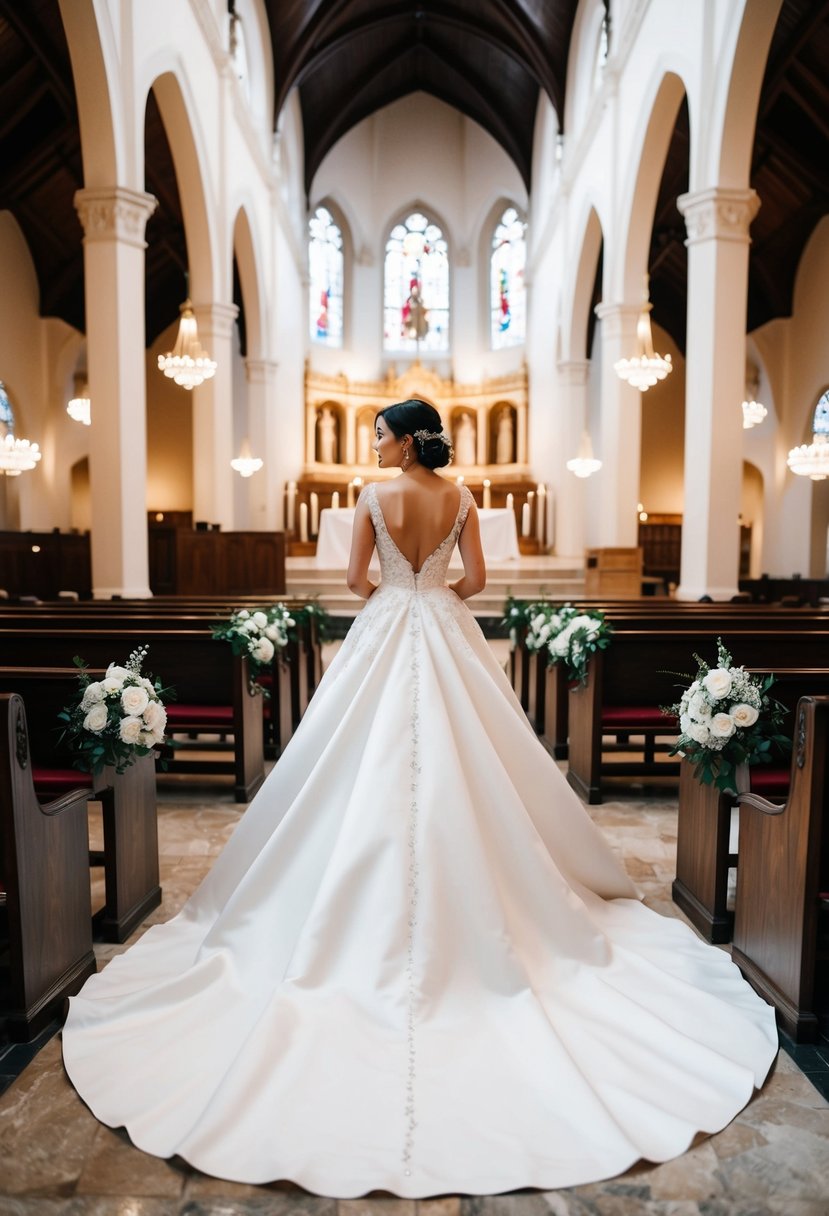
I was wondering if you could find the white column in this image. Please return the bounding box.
[245,358,279,531]
[554,360,591,557]
[192,302,239,530]
[74,187,157,598]
[676,187,760,600]
[593,302,642,547]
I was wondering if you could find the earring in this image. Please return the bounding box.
[403,446,410,466]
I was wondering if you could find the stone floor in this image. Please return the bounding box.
[1,644,828,1214]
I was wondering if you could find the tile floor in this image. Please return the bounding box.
[1,643,828,1215]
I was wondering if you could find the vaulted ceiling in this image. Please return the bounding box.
[0,0,826,358]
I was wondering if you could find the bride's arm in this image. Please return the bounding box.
[449,503,486,600]
[346,497,379,599]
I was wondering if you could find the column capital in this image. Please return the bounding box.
[74,187,157,248]
[593,301,640,340]
[192,301,239,340]
[677,187,760,247]
[556,359,591,387]
[245,358,279,385]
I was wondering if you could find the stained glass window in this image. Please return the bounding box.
[813,389,829,435]
[383,212,449,353]
[0,381,14,431]
[309,206,344,347]
[490,207,526,349]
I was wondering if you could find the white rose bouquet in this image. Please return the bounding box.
[58,646,172,775]
[211,604,297,693]
[501,598,612,685]
[662,638,790,792]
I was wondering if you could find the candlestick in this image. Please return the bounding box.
[506,492,514,512]
[299,502,309,543]
[331,491,340,511]
[521,502,530,537]
[482,478,491,510]
[286,481,297,533]
[310,492,320,536]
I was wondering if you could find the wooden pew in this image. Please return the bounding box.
[566,629,829,804]
[731,696,829,1042]
[0,693,96,1040]
[0,629,264,803]
[672,668,829,942]
[0,668,162,943]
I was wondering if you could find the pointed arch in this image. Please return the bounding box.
[561,203,604,363]
[58,0,120,185]
[712,0,782,187]
[232,206,266,361]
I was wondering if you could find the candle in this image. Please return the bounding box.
[310,492,319,536]
[347,479,356,508]
[521,502,530,537]
[536,485,546,544]
[331,491,340,511]
[506,492,514,512]
[482,479,491,510]
[299,502,309,543]
[455,475,465,486]
[353,477,363,501]
[286,481,297,533]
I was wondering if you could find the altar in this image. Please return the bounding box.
[315,507,520,569]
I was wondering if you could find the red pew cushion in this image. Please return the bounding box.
[166,704,234,726]
[602,707,678,730]
[32,767,93,796]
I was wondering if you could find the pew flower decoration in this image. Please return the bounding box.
[212,604,297,693]
[58,646,172,776]
[663,638,790,793]
[545,609,613,686]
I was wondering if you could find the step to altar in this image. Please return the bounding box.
[286,555,585,618]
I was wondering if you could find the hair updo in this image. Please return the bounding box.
[377,398,453,470]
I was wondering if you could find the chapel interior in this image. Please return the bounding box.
[1,1,829,1211]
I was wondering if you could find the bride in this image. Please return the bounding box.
[62,398,777,1198]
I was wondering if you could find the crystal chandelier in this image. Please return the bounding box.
[158,298,217,390]
[230,439,263,478]
[67,376,91,426]
[741,399,767,429]
[0,433,41,476]
[566,431,602,479]
[614,279,672,391]
[787,432,829,481]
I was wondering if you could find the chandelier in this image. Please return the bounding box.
[614,279,672,391]
[230,439,263,478]
[566,431,602,479]
[158,298,217,390]
[741,399,767,429]
[67,376,91,426]
[0,433,42,476]
[787,432,829,481]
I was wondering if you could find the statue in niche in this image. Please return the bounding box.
[401,278,429,343]
[495,407,515,465]
[356,419,372,466]
[454,412,477,466]
[316,406,339,464]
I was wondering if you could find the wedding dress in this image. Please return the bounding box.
[62,483,778,1197]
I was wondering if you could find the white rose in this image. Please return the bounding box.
[81,681,105,709]
[710,712,737,739]
[730,703,759,729]
[253,611,268,628]
[106,664,130,681]
[243,619,259,634]
[702,668,732,700]
[121,685,150,715]
[265,624,280,642]
[531,613,546,631]
[250,636,275,663]
[143,700,167,734]
[285,616,296,627]
[102,676,124,693]
[140,730,158,748]
[119,715,144,745]
[687,721,710,745]
[237,609,250,619]
[83,703,108,733]
[679,713,691,734]
[140,676,156,693]
[688,692,712,721]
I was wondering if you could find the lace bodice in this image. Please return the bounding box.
[364,481,473,591]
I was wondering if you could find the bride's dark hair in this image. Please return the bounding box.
[377,399,453,470]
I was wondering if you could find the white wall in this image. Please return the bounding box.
[308,92,528,385]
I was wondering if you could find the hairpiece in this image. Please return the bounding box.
[414,429,452,448]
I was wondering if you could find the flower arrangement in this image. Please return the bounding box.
[663,638,790,792]
[502,597,613,685]
[211,602,331,694]
[58,646,172,776]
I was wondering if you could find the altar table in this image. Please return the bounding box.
[315,507,520,569]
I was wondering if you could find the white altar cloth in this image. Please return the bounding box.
[315,506,520,569]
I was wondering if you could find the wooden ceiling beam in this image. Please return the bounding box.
[759,0,829,118]
[0,1,74,115]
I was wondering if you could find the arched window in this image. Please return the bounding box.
[813,389,829,434]
[383,212,449,353]
[0,381,14,432]
[490,206,526,349]
[309,206,344,347]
